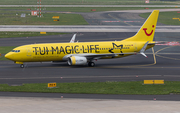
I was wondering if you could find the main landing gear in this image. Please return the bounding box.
[15,62,24,68]
[88,62,95,67]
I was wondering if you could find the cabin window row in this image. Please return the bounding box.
[33,48,122,52]
[11,50,20,53]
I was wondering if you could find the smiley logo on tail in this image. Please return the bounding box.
[143,25,154,36]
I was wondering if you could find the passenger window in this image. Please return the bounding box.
[12,50,20,53]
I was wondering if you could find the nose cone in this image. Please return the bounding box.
[5,52,14,61]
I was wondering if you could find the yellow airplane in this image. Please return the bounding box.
[5,10,159,68]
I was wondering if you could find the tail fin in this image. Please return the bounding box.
[124,10,159,42]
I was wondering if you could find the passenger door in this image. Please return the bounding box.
[134,43,137,52]
[26,47,31,56]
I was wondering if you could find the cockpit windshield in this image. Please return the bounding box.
[11,50,20,53]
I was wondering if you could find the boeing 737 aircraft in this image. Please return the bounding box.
[5,10,159,68]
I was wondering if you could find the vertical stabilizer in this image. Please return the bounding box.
[124,10,159,42]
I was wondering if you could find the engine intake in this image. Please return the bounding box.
[68,56,87,65]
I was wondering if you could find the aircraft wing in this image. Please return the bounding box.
[70,34,76,43]
[63,52,136,61]
[140,41,149,58]
[71,52,136,60]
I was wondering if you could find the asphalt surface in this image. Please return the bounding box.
[2,25,180,32]
[0,9,180,101]
[0,32,180,85]
[1,97,180,113]
[0,92,180,101]
[2,9,180,32]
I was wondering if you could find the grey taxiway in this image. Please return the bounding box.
[0,9,180,103]
[0,32,180,84]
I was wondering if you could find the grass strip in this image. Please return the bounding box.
[0,7,179,25]
[140,11,180,25]
[0,46,16,60]
[0,46,16,54]
[0,81,180,95]
[0,10,88,25]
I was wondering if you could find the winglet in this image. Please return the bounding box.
[140,41,149,58]
[141,52,148,58]
[70,34,76,43]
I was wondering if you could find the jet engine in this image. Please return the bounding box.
[68,56,87,65]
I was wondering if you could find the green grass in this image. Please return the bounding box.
[0,0,178,5]
[0,7,179,25]
[0,81,180,95]
[0,32,67,38]
[140,11,180,25]
[0,46,16,60]
[0,10,88,25]
[0,46,16,54]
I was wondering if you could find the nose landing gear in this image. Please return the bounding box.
[20,64,24,68]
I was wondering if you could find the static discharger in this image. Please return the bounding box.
[144,80,164,84]
[48,82,57,88]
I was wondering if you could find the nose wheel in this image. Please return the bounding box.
[88,62,95,67]
[20,64,24,68]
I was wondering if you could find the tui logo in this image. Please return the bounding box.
[143,25,154,36]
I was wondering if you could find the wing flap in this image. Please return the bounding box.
[72,52,136,58]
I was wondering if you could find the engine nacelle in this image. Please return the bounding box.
[68,56,87,65]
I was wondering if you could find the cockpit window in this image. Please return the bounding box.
[11,50,20,53]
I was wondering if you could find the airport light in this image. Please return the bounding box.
[37,0,39,17]
[37,0,41,17]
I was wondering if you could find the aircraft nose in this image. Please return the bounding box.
[5,52,14,60]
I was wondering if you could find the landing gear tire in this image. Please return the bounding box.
[20,64,24,68]
[88,62,95,67]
